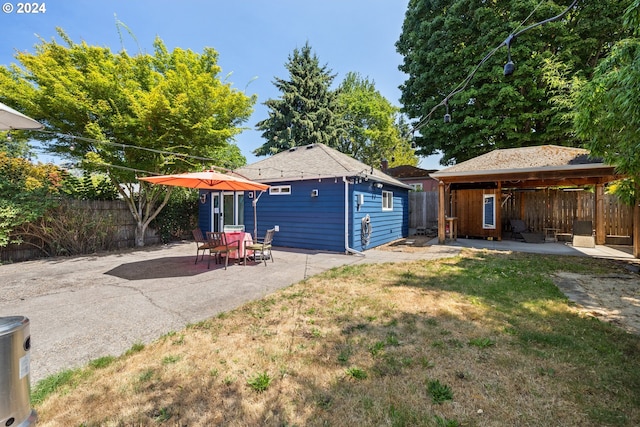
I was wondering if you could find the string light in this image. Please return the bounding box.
[408,0,579,137]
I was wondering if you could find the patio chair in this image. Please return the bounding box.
[243,228,275,266]
[509,219,529,241]
[510,219,544,243]
[572,220,595,248]
[192,228,211,264]
[206,231,240,270]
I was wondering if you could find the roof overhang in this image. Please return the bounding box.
[430,163,623,188]
[248,173,413,190]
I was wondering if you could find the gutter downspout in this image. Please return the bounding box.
[343,176,365,256]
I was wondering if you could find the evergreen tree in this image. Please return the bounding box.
[255,42,341,155]
[396,0,631,165]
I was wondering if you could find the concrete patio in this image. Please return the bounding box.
[433,237,637,262]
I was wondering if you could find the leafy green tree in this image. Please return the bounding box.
[0,152,62,247]
[573,0,640,187]
[336,72,418,168]
[1,131,34,158]
[396,0,631,165]
[255,42,341,155]
[59,173,120,200]
[0,29,255,246]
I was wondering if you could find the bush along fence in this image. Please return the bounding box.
[1,199,160,262]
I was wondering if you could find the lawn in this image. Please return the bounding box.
[33,250,640,426]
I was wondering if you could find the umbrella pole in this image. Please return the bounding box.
[253,196,257,241]
[251,190,266,241]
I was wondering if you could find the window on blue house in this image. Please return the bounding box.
[269,185,291,195]
[382,190,393,211]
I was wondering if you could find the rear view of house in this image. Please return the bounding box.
[199,143,410,253]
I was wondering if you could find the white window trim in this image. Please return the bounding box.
[410,183,423,192]
[382,190,393,211]
[269,185,291,195]
[483,194,496,229]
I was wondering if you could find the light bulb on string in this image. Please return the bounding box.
[443,99,451,123]
[503,33,516,76]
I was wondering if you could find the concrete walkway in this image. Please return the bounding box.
[0,242,461,383]
[429,237,637,262]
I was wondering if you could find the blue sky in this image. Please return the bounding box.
[0,0,441,169]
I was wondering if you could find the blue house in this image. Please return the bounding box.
[199,143,411,254]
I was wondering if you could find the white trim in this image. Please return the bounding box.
[269,185,291,195]
[483,194,496,229]
[382,190,393,211]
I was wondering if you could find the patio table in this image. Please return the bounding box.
[224,231,253,260]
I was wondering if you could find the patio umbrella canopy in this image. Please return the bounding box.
[139,170,269,191]
[139,170,270,240]
[0,102,43,130]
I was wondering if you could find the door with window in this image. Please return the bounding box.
[210,192,245,232]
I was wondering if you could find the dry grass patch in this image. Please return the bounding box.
[34,251,640,426]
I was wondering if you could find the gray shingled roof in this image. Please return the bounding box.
[386,165,438,179]
[234,143,411,189]
[431,145,603,178]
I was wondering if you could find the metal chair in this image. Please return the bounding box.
[192,228,211,264]
[206,231,239,270]
[243,228,275,266]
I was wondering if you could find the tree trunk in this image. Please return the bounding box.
[135,221,147,247]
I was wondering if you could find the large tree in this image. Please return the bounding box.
[336,72,418,168]
[396,0,631,165]
[574,0,640,183]
[254,42,342,155]
[0,30,255,246]
[572,0,640,257]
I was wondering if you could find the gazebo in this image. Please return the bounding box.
[430,145,638,258]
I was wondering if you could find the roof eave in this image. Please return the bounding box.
[249,173,413,190]
[430,163,617,180]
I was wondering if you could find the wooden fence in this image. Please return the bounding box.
[409,191,439,233]
[409,189,633,244]
[502,189,633,242]
[1,199,160,262]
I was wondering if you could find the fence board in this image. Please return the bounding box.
[409,192,438,231]
[501,189,633,237]
[1,199,160,262]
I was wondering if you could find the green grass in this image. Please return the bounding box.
[32,251,640,426]
[427,379,453,404]
[247,371,272,392]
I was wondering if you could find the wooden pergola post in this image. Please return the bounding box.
[634,182,640,258]
[595,183,606,245]
[438,180,446,244]
[496,181,502,241]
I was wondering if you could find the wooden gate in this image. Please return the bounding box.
[409,192,438,232]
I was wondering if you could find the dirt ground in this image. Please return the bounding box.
[379,235,640,336]
[553,271,640,336]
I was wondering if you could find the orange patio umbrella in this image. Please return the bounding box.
[138,170,269,191]
[139,170,269,240]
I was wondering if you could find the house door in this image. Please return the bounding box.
[211,192,245,231]
[223,193,235,228]
[212,193,222,232]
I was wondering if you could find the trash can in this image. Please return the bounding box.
[0,316,37,426]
